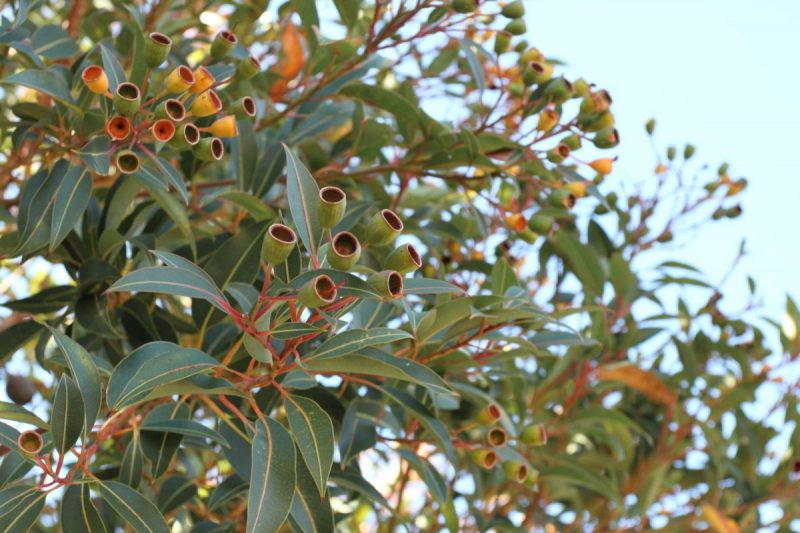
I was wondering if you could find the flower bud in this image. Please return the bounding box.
[505,18,526,36]
[298,274,337,308]
[155,98,186,122]
[365,209,403,246]
[537,108,559,132]
[503,461,529,483]
[592,127,619,149]
[367,270,404,299]
[106,116,132,140]
[327,231,361,270]
[528,214,554,234]
[170,123,200,150]
[262,223,297,264]
[144,32,172,68]
[450,0,476,13]
[236,55,261,80]
[520,423,548,446]
[384,244,422,274]
[470,449,497,469]
[494,31,512,54]
[210,30,238,59]
[17,430,43,455]
[6,375,35,405]
[166,65,195,93]
[318,186,346,228]
[189,66,215,94]
[113,82,141,117]
[115,150,141,174]
[475,403,501,426]
[589,158,613,175]
[230,96,257,120]
[206,115,238,138]
[151,119,175,143]
[81,65,109,95]
[547,189,576,209]
[501,0,525,18]
[192,137,224,161]
[190,90,222,117]
[486,427,508,448]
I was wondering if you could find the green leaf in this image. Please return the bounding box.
[97,481,170,533]
[306,328,412,361]
[141,403,190,478]
[338,399,378,466]
[381,386,456,463]
[333,0,359,30]
[2,285,75,313]
[0,485,46,532]
[50,164,92,250]
[396,448,448,505]
[32,24,78,59]
[459,39,487,92]
[0,451,33,487]
[541,460,620,503]
[100,43,126,91]
[329,470,393,512]
[141,418,230,447]
[135,176,196,255]
[152,156,188,204]
[284,395,334,495]
[0,321,42,365]
[48,326,102,431]
[403,278,465,295]
[14,160,66,256]
[549,233,605,297]
[0,422,21,452]
[282,144,321,257]
[289,456,335,533]
[0,401,48,429]
[247,417,296,533]
[244,333,272,364]
[62,484,107,533]
[50,374,84,455]
[271,322,324,340]
[157,475,197,514]
[490,258,517,294]
[340,83,420,131]
[108,266,229,311]
[76,136,110,175]
[304,348,453,397]
[119,432,144,488]
[216,191,275,222]
[2,69,79,112]
[106,342,218,409]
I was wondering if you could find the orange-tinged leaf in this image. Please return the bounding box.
[701,504,740,533]
[595,364,676,406]
[278,23,304,80]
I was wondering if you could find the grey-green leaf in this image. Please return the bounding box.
[0,486,46,532]
[48,327,102,433]
[306,328,412,361]
[32,25,78,59]
[141,418,230,447]
[76,136,110,175]
[50,374,84,455]
[62,484,107,533]
[119,432,144,488]
[285,395,334,495]
[283,144,321,257]
[108,266,229,311]
[0,401,48,429]
[247,417,296,533]
[289,456,335,533]
[50,164,92,250]
[2,69,79,111]
[106,342,218,409]
[97,481,170,533]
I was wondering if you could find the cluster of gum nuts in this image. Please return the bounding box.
[80,30,260,174]
[261,186,423,306]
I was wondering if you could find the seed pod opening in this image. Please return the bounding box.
[106,116,132,140]
[327,231,361,270]
[366,209,404,246]
[145,32,172,67]
[262,223,297,264]
[503,461,529,483]
[193,137,224,161]
[157,98,186,122]
[190,66,215,93]
[166,65,196,93]
[151,119,176,142]
[368,270,404,299]
[116,150,141,174]
[18,430,43,454]
[191,89,222,117]
[318,186,346,228]
[236,55,261,80]
[81,65,109,94]
[298,274,338,308]
[471,449,497,469]
[486,427,508,447]
[211,30,238,59]
[384,243,422,274]
[476,403,502,425]
[113,82,141,117]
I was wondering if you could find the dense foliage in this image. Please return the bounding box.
[0,0,797,531]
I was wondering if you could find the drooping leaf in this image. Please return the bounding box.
[595,364,677,406]
[96,481,170,533]
[32,25,78,59]
[157,475,197,514]
[50,164,92,250]
[289,456,335,533]
[284,395,334,495]
[47,327,102,431]
[50,374,84,455]
[99,43,126,91]
[62,484,107,533]
[0,485,46,532]
[247,417,296,533]
[119,431,144,488]
[306,328,412,361]
[282,144,321,257]
[75,136,110,175]
[0,401,48,429]
[141,418,229,447]
[108,266,229,311]
[2,69,79,111]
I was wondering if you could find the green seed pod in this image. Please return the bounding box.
[365,209,403,246]
[318,186,346,229]
[580,110,615,132]
[210,30,238,59]
[115,150,141,174]
[546,144,570,164]
[384,244,422,274]
[450,0,476,13]
[505,18,526,36]
[170,123,200,151]
[486,427,508,448]
[144,32,172,68]
[470,449,497,469]
[513,40,528,53]
[298,274,337,308]
[498,180,518,207]
[507,81,525,97]
[230,96,257,120]
[18,430,43,455]
[327,231,361,270]
[580,90,612,114]
[528,214,554,234]
[236,55,261,81]
[573,78,590,97]
[547,189,576,209]
[192,137,224,161]
[6,375,36,405]
[367,270,404,299]
[667,146,677,160]
[113,82,141,117]
[262,224,297,264]
[494,31,512,54]
[718,162,729,175]
[503,461,529,483]
[501,0,525,18]
[592,127,620,149]
[684,144,696,159]
[725,205,743,218]
[523,61,552,86]
[154,98,186,122]
[520,423,548,446]
[524,467,540,488]
[518,229,538,244]
[645,117,656,135]
[543,77,574,103]
[475,403,501,426]
[561,134,582,150]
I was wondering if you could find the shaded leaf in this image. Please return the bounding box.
[97,481,169,533]
[50,164,92,250]
[306,328,412,361]
[247,417,296,533]
[283,144,321,257]
[285,395,334,495]
[62,484,106,533]
[50,374,84,455]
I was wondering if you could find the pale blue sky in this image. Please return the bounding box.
[528,0,800,314]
